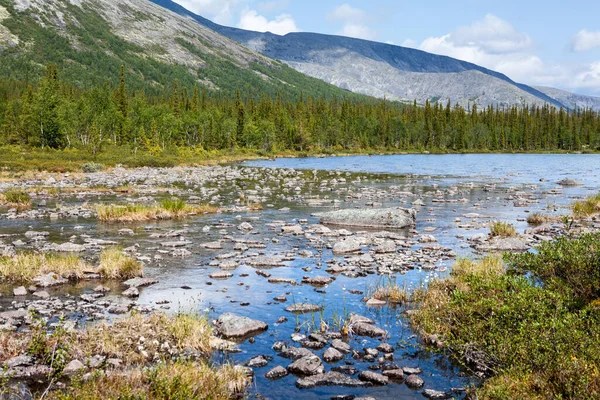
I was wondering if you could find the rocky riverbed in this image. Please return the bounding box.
[0,157,599,399]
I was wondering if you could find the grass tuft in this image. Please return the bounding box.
[489,221,517,238]
[368,278,408,304]
[526,212,563,225]
[1,188,32,211]
[96,200,218,223]
[98,247,143,279]
[572,193,600,217]
[0,253,90,282]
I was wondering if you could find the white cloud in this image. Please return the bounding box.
[401,39,417,48]
[416,14,600,96]
[329,4,376,41]
[330,4,367,21]
[571,29,600,52]
[450,14,532,54]
[238,9,298,35]
[173,0,242,25]
[257,0,290,14]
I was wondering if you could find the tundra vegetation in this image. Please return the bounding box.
[411,234,600,399]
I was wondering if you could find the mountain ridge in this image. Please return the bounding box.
[151,0,600,111]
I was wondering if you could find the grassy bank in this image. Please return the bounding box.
[1,312,248,399]
[411,234,600,399]
[0,145,595,173]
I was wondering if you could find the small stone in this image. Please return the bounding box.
[122,287,139,298]
[323,347,344,363]
[423,389,452,399]
[405,374,424,389]
[358,371,388,385]
[382,369,404,380]
[63,360,86,376]
[13,286,27,296]
[265,366,288,380]
[32,291,50,299]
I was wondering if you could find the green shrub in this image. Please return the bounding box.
[2,189,31,205]
[81,162,105,173]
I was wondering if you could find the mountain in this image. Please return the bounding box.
[535,86,600,112]
[0,0,366,100]
[151,0,574,110]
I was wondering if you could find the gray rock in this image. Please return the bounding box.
[285,303,323,314]
[279,346,315,360]
[265,365,288,380]
[4,355,33,368]
[209,271,233,279]
[123,277,158,288]
[287,355,324,376]
[476,237,530,252]
[423,389,452,399]
[32,290,50,299]
[331,339,351,353]
[302,276,334,286]
[33,273,68,287]
[352,322,387,338]
[122,287,140,298]
[247,355,268,368]
[13,286,27,296]
[296,371,372,389]
[405,374,425,389]
[63,359,86,376]
[383,369,404,380]
[323,347,344,363]
[359,371,389,385]
[215,313,268,339]
[317,207,416,229]
[332,237,362,254]
[402,367,423,375]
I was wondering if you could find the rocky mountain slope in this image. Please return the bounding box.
[0,0,364,99]
[535,86,600,111]
[151,0,578,109]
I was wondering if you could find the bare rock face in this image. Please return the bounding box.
[475,237,530,252]
[316,207,416,230]
[215,313,268,340]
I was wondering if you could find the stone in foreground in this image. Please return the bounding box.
[316,207,416,229]
[215,313,268,340]
[287,355,324,376]
[296,371,373,389]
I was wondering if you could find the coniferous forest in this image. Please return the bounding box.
[1,65,599,160]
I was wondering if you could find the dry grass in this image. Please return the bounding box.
[489,221,518,238]
[572,193,600,217]
[0,331,29,363]
[247,202,264,211]
[98,247,143,279]
[96,199,218,223]
[0,248,142,283]
[526,213,563,225]
[0,253,90,283]
[72,312,213,366]
[369,279,409,304]
[48,361,250,400]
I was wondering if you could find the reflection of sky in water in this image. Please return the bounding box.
[2,154,599,399]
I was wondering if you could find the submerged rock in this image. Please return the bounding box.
[296,371,372,389]
[316,207,416,229]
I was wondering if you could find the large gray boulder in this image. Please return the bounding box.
[315,207,416,229]
[215,313,268,339]
[287,355,324,376]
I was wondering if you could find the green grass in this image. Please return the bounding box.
[572,193,600,217]
[526,212,563,225]
[95,200,218,223]
[0,188,31,210]
[0,253,89,282]
[489,221,517,238]
[411,235,600,399]
[98,247,143,279]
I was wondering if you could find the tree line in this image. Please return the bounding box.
[0,65,599,155]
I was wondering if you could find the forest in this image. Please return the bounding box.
[0,64,599,160]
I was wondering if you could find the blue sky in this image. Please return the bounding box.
[173,0,600,96]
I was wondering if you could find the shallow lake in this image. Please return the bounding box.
[1,154,598,399]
